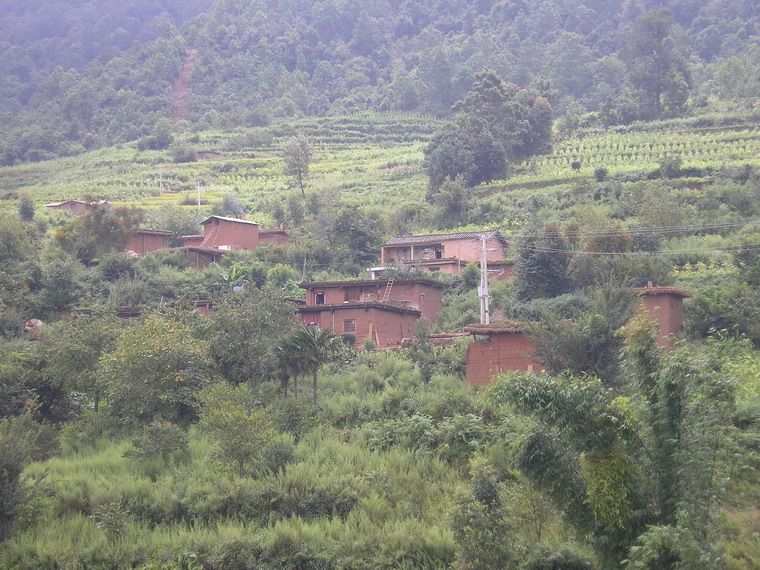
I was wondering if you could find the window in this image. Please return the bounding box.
[315,292,325,304]
[343,319,356,333]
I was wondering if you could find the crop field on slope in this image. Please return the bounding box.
[0,113,438,222]
[1,114,758,223]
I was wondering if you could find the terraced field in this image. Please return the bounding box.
[0,113,440,222]
[2,113,758,231]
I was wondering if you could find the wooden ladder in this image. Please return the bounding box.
[382,277,395,302]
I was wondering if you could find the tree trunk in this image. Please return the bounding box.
[312,370,318,402]
[281,376,289,398]
[294,375,298,399]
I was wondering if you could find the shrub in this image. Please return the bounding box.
[18,195,34,221]
[124,421,188,465]
[526,545,595,569]
[0,415,57,541]
[172,145,197,163]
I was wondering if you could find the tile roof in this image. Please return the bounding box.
[384,229,507,247]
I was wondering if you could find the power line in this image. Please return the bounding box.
[505,220,757,240]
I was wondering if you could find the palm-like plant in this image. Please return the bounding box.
[279,325,338,402]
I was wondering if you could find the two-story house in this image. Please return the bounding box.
[372,230,508,277]
[297,278,446,348]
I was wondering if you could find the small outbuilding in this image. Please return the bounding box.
[464,322,544,386]
[44,200,94,215]
[124,229,174,255]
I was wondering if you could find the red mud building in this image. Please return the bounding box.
[181,217,289,268]
[259,228,289,246]
[632,282,691,349]
[179,235,204,247]
[373,230,508,277]
[198,215,260,251]
[299,303,421,348]
[298,278,446,347]
[44,200,94,215]
[464,322,544,386]
[124,229,174,255]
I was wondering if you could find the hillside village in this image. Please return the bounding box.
[2,110,757,569]
[42,201,692,387]
[2,2,760,569]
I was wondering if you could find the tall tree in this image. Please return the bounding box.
[620,9,690,120]
[55,203,143,265]
[282,135,312,196]
[200,287,297,386]
[489,316,737,567]
[99,314,211,425]
[424,70,552,190]
[279,325,339,402]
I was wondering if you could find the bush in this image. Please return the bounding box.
[18,195,35,221]
[124,421,188,464]
[172,145,197,163]
[0,415,57,541]
[526,545,595,569]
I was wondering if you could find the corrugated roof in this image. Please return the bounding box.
[201,215,259,226]
[384,229,507,247]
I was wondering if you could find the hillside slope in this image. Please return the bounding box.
[2,0,759,165]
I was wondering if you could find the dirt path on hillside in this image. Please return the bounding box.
[171,48,198,121]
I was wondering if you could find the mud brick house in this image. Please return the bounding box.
[489,260,515,281]
[464,322,544,386]
[299,302,421,348]
[632,282,691,349]
[185,246,225,269]
[44,200,94,215]
[180,217,289,268]
[259,228,289,246]
[297,278,446,347]
[180,216,259,268]
[124,229,174,255]
[178,234,204,247]
[198,215,260,250]
[464,283,691,385]
[373,230,508,277]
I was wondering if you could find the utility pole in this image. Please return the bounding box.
[196,179,201,214]
[479,234,491,325]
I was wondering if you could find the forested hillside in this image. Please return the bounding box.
[2,0,760,164]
